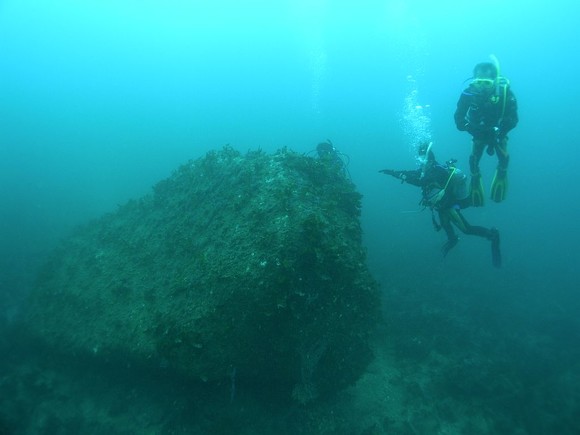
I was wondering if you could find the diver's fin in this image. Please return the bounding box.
[490,168,508,203]
[470,175,485,207]
[490,228,501,268]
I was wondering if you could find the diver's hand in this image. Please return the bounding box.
[495,129,507,144]
[379,169,405,182]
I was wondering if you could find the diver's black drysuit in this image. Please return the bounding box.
[454,81,518,176]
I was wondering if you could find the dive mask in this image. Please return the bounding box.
[471,78,495,89]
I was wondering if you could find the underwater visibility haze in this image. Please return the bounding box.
[1,0,580,433]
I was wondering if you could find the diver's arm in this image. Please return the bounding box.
[454,92,471,132]
[498,90,518,137]
[379,168,422,187]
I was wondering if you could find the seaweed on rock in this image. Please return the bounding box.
[25,146,381,402]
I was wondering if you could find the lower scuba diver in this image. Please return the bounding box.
[454,57,518,205]
[380,142,502,268]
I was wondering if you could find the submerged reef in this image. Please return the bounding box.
[25,146,380,402]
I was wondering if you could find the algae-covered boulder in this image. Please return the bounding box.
[25,146,380,402]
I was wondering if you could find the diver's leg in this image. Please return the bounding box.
[450,209,488,237]
[491,136,510,203]
[496,136,510,170]
[469,139,486,207]
[450,210,502,268]
[469,139,485,176]
[439,210,459,257]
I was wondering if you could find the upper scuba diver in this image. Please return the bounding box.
[380,142,502,268]
[454,57,518,206]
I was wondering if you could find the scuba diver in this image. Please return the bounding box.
[314,140,350,178]
[380,142,501,268]
[454,57,518,205]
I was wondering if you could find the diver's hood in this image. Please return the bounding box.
[417,141,436,166]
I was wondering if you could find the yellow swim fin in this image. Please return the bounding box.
[490,168,508,203]
[470,174,485,207]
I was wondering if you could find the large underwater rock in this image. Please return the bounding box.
[25,146,381,402]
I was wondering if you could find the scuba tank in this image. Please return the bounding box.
[421,160,467,207]
[489,54,510,120]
